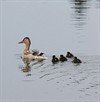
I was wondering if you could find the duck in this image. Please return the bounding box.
[59,55,67,62]
[18,37,47,61]
[66,51,74,58]
[52,55,59,64]
[72,56,82,64]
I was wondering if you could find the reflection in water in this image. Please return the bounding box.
[21,58,45,73]
[96,0,100,8]
[71,0,89,30]
[22,65,31,73]
[22,58,31,73]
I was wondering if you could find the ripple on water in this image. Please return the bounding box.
[17,55,100,99]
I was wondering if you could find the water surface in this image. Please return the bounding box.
[0,0,100,102]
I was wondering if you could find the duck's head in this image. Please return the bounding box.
[18,37,31,46]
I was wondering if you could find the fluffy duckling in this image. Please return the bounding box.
[52,55,59,64]
[72,56,82,64]
[59,55,67,62]
[66,51,74,58]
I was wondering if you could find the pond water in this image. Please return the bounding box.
[0,0,100,102]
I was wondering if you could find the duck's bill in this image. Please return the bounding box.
[18,41,23,44]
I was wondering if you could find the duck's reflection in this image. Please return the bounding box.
[22,65,31,73]
[22,58,31,73]
[21,58,44,73]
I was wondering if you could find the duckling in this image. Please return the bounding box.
[52,55,59,64]
[72,56,82,64]
[66,51,74,58]
[59,55,67,62]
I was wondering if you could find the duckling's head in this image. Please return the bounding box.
[67,51,70,54]
[74,56,77,59]
[60,54,64,58]
[18,37,31,46]
[52,55,56,58]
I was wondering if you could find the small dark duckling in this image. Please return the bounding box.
[66,51,74,58]
[72,56,82,64]
[52,55,59,64]
[59,55,67,62]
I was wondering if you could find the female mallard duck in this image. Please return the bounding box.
[18,37,47,61]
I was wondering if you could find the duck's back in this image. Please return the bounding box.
[21,52,47,61]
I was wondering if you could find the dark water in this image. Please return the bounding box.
[1,0,100,102]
